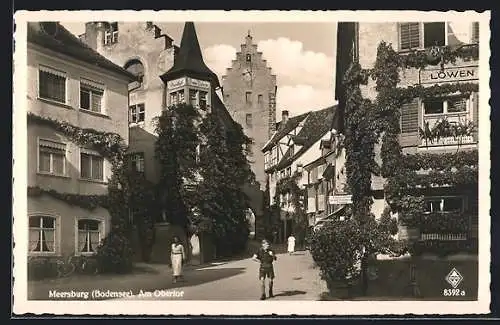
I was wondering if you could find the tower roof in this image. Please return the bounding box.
[160,22,220,88]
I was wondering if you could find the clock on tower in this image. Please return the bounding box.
[242,67,254,85]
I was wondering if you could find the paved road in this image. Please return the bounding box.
[119,250,327,301]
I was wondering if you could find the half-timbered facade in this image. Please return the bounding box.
[262,106,336,242]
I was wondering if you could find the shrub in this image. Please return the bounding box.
[27,257,58,280]
[95,230,134,274]
[310,219,364,285]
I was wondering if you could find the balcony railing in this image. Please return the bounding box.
[420,233,467,241]
[418,211,470,241]
[420,113,475,147]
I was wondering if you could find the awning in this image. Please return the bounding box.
[325,205,347,219]
[322,164,335,179]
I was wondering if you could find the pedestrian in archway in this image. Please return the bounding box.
[287,233,296,255]
[252,239,277,300]
[171,236,186,283]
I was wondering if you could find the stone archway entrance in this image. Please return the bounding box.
[242,182,264,239]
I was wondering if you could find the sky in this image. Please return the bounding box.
[61,22,338,118]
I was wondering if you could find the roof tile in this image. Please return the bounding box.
[27,22,137,81]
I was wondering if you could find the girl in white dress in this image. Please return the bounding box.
[287,234,296,255]
[171,236,186,283]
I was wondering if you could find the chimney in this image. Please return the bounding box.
[282,110,289,124]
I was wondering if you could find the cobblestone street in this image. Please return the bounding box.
[29,250,327,301]
[120,251,327,301]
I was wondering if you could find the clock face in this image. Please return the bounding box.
[242,68,253,81]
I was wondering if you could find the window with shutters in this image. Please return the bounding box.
[399,23,420,50]
[400,100,419,134]
[80,79,104,113]
[399,22,446,50]
[471,22,479,44]
[38,139,67,176]
[38,66,66,103]
[80,149,104,181]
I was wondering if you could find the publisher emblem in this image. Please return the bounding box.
[445,268,464,288]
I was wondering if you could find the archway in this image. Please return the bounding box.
[124,59,145,83]
[246,208,256,239]
[242,182,265,240]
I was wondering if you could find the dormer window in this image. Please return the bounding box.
[104,22,119,45]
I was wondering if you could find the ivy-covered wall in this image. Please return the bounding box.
[341,33,479,254]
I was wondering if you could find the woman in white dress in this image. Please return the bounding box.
[287,234,296,255]
[171,236,186,283]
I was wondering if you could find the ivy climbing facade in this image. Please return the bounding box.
[26,21,137,275]
[336,21,480,256]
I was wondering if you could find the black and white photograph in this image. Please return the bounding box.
[12,10,491,315]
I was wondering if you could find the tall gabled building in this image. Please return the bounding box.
[222,32,277,191]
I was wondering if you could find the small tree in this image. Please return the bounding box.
[194,113,255,257]
[125,170,157,262]
[95,171,134,274]
[154,103,201,231]
[310,218,364,288]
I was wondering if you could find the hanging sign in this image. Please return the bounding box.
[329,194,352,205]
[167,77,186,89]
[188,78,211,89]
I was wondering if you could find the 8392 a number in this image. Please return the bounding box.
[443,289,465,296]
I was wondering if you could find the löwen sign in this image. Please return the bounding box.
[420,65,478,84]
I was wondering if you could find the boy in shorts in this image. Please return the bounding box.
[252,239,277,300]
